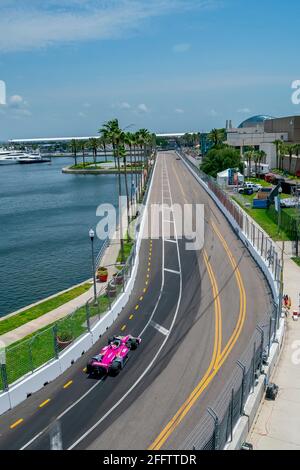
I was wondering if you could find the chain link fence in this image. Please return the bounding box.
[0,158,155,393]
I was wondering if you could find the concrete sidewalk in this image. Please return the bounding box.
[0,233,121,347]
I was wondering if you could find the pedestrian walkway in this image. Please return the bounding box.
[0,231,121,347]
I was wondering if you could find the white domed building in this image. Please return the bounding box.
[226,115,289,169]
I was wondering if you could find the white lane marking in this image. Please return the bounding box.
[19,431,44,450]
[163,219,174,224]
[150,321,170,336]
[20,381,102,450]
[165,239,177,244]
[164,268,180,275]
[67,154,183,450]
[20,157,163,451]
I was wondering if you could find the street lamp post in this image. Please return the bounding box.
[89,229,98,305]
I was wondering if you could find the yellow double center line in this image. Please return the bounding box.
[149,217,246,450]
[212,221,247,369]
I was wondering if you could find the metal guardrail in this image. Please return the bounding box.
[177,148,282,450]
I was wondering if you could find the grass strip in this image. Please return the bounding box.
[0,283,91,336]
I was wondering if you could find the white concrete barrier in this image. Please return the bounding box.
[0,391,11,415]
[8,360,62,409]
[59,333,93,373]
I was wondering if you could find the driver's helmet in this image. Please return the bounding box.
[111,340,121,349]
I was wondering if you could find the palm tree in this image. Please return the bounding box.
[89,138,99,166]
[244,146,255,178]
[138,128,151,173]
[273,140,282,169]
[287,144,296,174]
[79,140,87,167]
[119,144,130,227]
[132,132,141,201]
[70,139,78,166]
[123,132,135,206]
[100,119,125,262]
[99,125,117,169]
[99,135,108,163]
[253,150,266,176]
[208,128,225,147]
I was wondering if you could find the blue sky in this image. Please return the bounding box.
[0,0,299,140]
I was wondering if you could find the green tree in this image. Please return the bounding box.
[79,140,87,167]
[123,132,135,205]
[100,119,125,261]
[201,146,241,178]
[273,140,282,169]
[208,128,226,147]
[89,138,99,166]
[70,139,78,166]
[253,149,266,175]
[99,135,108,163]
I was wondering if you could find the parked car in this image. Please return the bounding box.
[238,183,262,194]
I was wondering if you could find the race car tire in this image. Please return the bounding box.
[127,338,139,350]
[86,363,93,374]
[109,361,121,376]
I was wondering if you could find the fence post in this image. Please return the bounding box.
[268,316,273,355]
[86,303,91,332]
[256,326,264,371]
[237,361,246,415]
[261,232,264,257]
[28,339,34,372]
[252,342,256,392]
[52,325,59,359]
[207,408,220,450]
[0,363,9,392]
[230,388,234,443]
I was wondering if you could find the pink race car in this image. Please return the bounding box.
[86,335,141,376]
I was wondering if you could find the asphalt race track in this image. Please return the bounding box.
[0,151,272,450]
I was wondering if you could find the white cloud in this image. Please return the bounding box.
[0,1,215,53]
[237,107,251,114]
[9,95,25,107]
[1,94,32,118]
[83,102,91,108]
[210,109,219,117]
[78,111,87,118]
[120,102,131,109]
[173,43,191,53]
[175,108,184,114]
[137,103,149,113]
